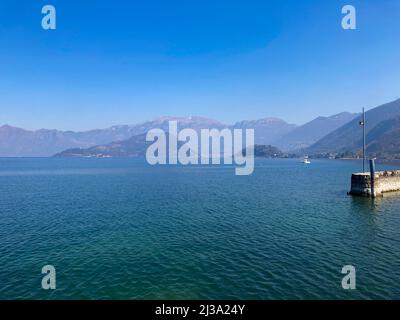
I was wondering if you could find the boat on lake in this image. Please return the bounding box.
[302,156,311,164]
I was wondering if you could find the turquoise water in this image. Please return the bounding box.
[0,158,400,300]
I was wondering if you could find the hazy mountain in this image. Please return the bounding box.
[55,117,296,159]
[7,99,400,158]
[232,118,297,145]
[366,115,400,158]
[53,117,225,158]
[274,112,358,151]
[0,117,225,157]
[307,98,400,155]
[142,116,226,131]
[0,116,294,157]
[54,133,150,158]
[0,124,139,157]
[56,137,289,159]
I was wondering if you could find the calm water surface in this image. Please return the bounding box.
[0,158,400,299]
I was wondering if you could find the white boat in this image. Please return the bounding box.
[302,156,311,164]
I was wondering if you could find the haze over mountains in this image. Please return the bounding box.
[274,112,359,151]
[0,124,139,157]
[367,115,400,158]
[232,118,297,145]
[307,98,400,158]
[54,133,151,158]
[0,117,225,157]
[1,116,299,157]
[55,112,359,158]
[1,98,400,158]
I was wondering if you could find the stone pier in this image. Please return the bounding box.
[350,170,400,197]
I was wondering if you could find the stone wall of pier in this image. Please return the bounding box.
[350,170,400,197]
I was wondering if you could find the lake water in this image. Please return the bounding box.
[1,158,400,299]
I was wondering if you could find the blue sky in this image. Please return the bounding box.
[0,0,399,131]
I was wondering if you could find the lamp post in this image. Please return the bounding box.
[359,108,366,173]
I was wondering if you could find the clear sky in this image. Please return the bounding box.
[0,0,399,131]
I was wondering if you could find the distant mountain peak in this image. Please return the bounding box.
[258,117,288,123]
[0,124,14,129]
[232,117,297,145]
[329,111,359,119]
[4,99,397,158]
[274,111,359,151]
[151,116,224,125]
[307,98,400,155]
[234,117,291,125]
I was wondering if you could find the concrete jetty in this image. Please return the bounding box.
[350,170,400,197]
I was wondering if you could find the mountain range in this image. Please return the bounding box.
[1,98,400,158]
[306,98,400,157]
[274,112,359,151]
[367,115,400,158]
[232,118,297,145]
[1,116,300,157]
[54,133,151,158]
[0,117,224,157]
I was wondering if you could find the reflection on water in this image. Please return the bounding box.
[351,196,381,213]
[351,190,400,213]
